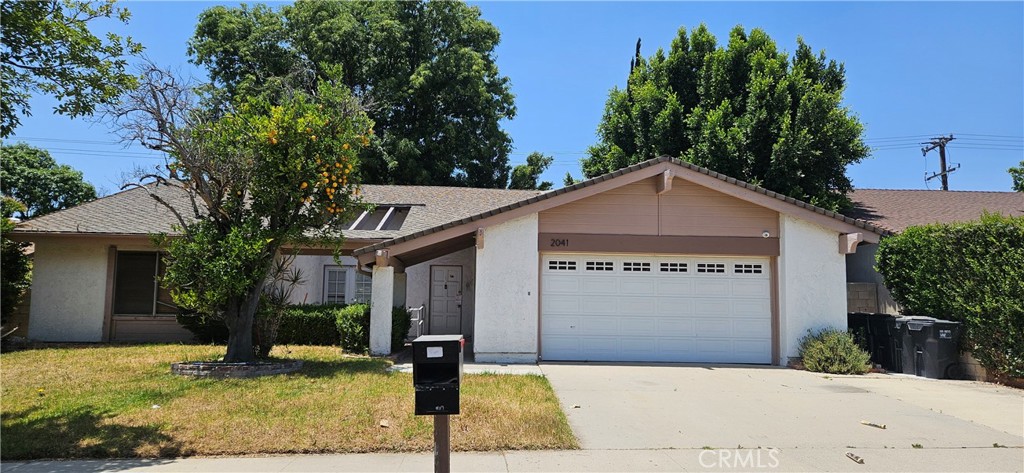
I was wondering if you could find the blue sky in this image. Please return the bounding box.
[6,1,1023,196]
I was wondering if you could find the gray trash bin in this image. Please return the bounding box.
[894,316,962,379]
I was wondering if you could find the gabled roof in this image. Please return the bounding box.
[846,189,1024,233]
[354,156,890,258]
[12,181,543,240]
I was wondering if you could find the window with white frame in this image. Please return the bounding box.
[323,266,373,304]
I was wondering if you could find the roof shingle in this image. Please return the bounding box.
[845,189,1024,233]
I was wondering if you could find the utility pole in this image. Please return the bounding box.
[922,134,958,190]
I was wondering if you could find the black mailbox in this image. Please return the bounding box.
[412,335,464,416]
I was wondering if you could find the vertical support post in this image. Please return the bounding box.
[434,414,450,473]
[938,144,949,191]
[370,264,395,356]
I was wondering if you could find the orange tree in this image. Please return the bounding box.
[112,66,372,361]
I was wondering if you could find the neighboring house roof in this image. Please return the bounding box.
[354,156,891,258]
[846,189,1024,233]
[12,181,543,240]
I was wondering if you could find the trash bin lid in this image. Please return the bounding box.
[895,316,937,330]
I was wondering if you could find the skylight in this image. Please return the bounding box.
[348,206,410,231]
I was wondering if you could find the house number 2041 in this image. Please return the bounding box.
[549,238,569,247]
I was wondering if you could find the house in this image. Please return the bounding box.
[12,156,894,365]
[843,189,1024,314]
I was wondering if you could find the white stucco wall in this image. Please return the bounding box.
[285,255,359,305]
[474,214,539,363]
[28,238,111,341]
[404,247,476,341]
[778,215,848,362]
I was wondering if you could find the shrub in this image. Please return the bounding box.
[179,304,344,347]
[336,303,371,354]
[799,328,871,374]
[876,213,1024,377]
[335,304,413,355]
[176,310,229,343]
[392,306,412,352]
[276,304,344,346]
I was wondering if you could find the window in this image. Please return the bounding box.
[660,262,687,273]
[734,263,763,274]
[585,261,614,271]
[113,252,176,316]
[323,266,373,304]
[696,263,726,274]
[548,260,577,271]
[623,262,651,272]
[347,206,411,231]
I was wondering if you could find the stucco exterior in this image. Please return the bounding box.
[474,214,540,363]
[27,238,110,341]
[285,255,359,305]
[778,214,848,362]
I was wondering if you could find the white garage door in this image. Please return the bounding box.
[541,254,772,363]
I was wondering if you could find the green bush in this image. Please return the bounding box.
[276,304,344,346]
[799,328,871,375]
[176,310,229,343]
[876,213,1024,377]
[392,306,412,352]
[336,303,371,354]
[335,304,413,354]
[179,304,345,346]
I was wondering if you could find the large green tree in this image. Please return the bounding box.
[0,0,143,138]
[0,143,97,219]
[509,152,554,191]
[187,0,515,188]
[1,198,32,327]
[108,66,372,361]
[583,25,868,210]
[1010,161,1024,192]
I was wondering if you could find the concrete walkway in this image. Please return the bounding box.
[4,365,1022,472]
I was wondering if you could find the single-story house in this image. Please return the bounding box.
[13,156,898,365]
[843,189,1023,314]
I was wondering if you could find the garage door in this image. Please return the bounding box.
[541,254,772,363]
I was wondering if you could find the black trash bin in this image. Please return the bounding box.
[847,312,900,371]
[894,316,962,379]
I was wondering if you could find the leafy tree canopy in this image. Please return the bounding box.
[0,0,143,138]
[0,143,97,219]
[1,198,32,326]
[1009,161,1023,192]
[583,25,869,210]
[509,152,553,190]
[187,0,515,188]
[109,65,372,362]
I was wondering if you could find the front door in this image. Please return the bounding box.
[429,265,463,334]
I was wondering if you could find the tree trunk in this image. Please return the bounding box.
[223,280,267,362]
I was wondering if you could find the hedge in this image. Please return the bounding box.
[178,303,344,346]
[876,213,1024,377]
[335,304,413,354]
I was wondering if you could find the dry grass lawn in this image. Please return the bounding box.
[0,344,577,460]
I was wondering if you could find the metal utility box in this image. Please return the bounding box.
[412,335,464,416]
[894,316,962,379]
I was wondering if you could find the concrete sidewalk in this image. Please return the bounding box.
[4,447,1023,472]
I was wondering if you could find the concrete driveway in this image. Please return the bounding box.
[541,363,1024,472]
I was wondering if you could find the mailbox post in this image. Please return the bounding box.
[412,335,464,473]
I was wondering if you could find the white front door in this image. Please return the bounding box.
[541,254,772,363]
[429,265,463,334]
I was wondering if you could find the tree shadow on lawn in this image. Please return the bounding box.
[292,356,393,379]
[1,406,185,464]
